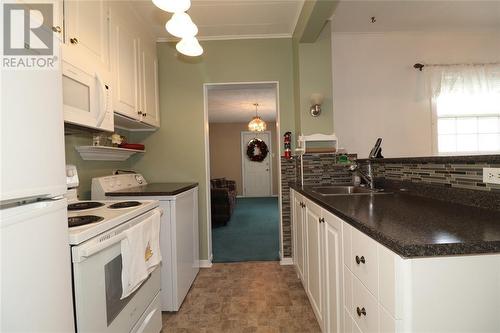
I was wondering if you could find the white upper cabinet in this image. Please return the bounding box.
[63,0,110,74]
[60,0,160,131]
[109,8,139,120]
[139,40,160,127]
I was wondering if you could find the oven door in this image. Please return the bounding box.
[71,212,161,333]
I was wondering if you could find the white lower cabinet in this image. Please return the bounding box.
[292,192,306,283]
[305,201,324,327]
[290,189,500,333]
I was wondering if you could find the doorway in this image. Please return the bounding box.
[203,82,282,264]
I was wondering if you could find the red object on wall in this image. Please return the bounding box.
[283,132,292,159]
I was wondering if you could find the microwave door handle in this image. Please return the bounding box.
[95,73,108,127]
[75,233,126,262]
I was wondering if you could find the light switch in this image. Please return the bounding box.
[483,168,500,185]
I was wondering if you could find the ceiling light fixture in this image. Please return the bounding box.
[166,12,198,38]
[248,103,267,132]
[152,0,191,13]
[176,37,203,57]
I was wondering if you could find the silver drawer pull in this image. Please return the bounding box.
[355,255,366,264]
[356,307,367,317]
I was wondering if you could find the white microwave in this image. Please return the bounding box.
[62,61,113,132]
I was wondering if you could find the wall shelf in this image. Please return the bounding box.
[296,133,339,155]
[75,146,145,161]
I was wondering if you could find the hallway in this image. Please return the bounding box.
[162,262,320,333]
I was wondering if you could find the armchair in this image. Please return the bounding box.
[210,178,237,225]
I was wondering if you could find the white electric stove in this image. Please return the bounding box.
[65,165,162,333]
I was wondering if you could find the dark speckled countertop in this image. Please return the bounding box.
[106,183,197,197]
[290,183,500,258]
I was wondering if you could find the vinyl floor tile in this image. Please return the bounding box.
[162,262,321,333]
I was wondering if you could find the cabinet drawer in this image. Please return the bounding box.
[352,274,379,333]
[351,227,379,297]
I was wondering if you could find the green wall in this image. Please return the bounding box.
[297,21,334,135]
[64,131,131,199]
[131,38,295,260]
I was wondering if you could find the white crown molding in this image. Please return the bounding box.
[157,33,292,43]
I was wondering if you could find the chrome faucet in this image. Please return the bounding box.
[348,161,375,189]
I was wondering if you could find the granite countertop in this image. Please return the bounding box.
[290,183,500,258]
[106,183,198,197]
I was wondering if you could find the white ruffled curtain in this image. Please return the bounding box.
[425,64,500,118]
[425,63,500,99]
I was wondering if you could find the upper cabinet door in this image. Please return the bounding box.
[140,41,160,127]
[110,9,139,119]
[63,0,110,73]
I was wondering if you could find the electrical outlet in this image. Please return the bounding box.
[483,168,500,185]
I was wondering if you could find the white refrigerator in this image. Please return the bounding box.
[0,23,75,333]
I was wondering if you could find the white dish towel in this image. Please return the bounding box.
[120,210,162,299]
[144,210,162,273]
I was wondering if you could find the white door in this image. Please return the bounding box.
[110,8,140,119]
[241,131,272,197]
[323,209,343,333]
[63,0,110,73]
[1,199,75,332]
[306,200,324,328]
[139,39,160,127]
[293,192,305,282]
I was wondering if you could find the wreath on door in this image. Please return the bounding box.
[246,138,269,162]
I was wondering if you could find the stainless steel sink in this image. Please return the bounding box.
[311,186,391,196]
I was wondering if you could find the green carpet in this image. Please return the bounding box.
[212,197,280,263]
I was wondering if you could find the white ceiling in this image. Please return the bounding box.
[207,83,277,123]
[332,0,500,33]
[131,0,304,41]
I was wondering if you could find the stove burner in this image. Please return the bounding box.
[108,201,142,209]
[68,215,104,228]
[68,202,105,211]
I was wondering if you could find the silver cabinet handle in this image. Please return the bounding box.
[70,37,78,44]
[52,26,61,33]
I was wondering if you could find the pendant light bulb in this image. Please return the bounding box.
[165,12,198,39]
[152,0,191,13]
[176,37,203,57]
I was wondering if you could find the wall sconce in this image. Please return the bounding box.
[310,93,324,117]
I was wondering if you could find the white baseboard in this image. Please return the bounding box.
[280,257,293,265]
[199,260,212,268]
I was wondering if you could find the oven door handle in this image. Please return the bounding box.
[134,308,158,333]
[75,233,127,262]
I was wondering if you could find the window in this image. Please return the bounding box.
[430,64,500,154]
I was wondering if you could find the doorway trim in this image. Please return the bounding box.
[241,131,273,197]
[203,81,284,265]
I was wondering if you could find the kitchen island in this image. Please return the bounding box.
[289,183,500,333]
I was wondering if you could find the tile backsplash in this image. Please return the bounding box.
[280,153,356,258]
[371,156,500,192]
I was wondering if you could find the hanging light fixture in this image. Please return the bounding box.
[176,36,203,56]
[248,103,267,132]
[165,12,198,38]
[152,0,191,13]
